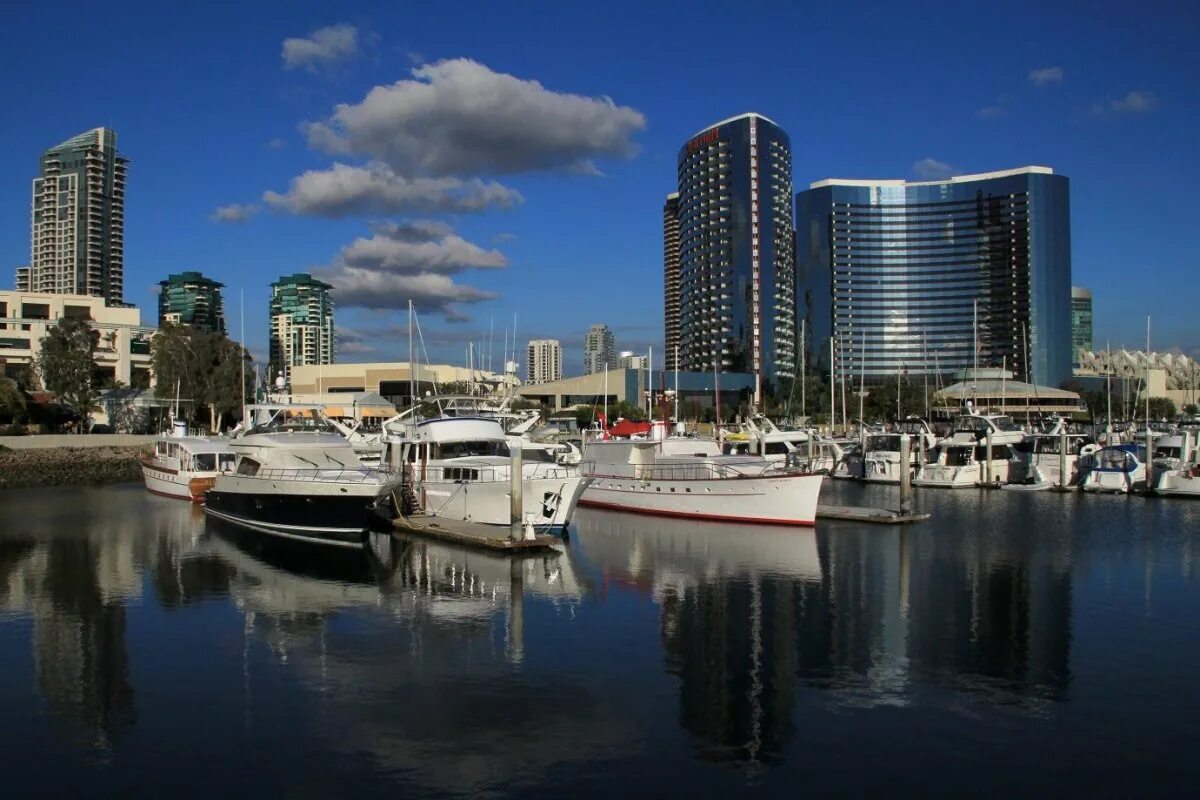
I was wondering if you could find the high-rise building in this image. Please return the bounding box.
[158,271,226,333]
[675,113,796,400]
[583,324,615,375]
[526,339,562,385]
[269,273,334,382]
[616,351,648,370]
[28,128,128,305]
[1071,286,1093,364]
[796,166,1072,387]
[663,193,681,372]
[15,266,30,292]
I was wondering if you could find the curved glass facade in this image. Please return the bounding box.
[796,167,1072,387]
[675,114,795,390]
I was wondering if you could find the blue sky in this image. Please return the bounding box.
[1,0,1197,375]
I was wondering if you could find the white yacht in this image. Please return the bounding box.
[860,417,939,484]
[204,427,399,548]
[913,413,1024,488]
[1154,434,1200,496]
[579,426,822,526]
[718,415,813,466]
[380,414,588,535]
[140,421,236,502]
[1008,418,1094,489]
[1079,443,1149,494]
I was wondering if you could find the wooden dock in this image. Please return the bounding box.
[392,514,561,553]
[816,504,931,525]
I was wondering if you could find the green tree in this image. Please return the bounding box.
[1184,404,1198,417]
[1147,397,1177,421]
[151,324,251,432]
[36,318,98,428]
[862,375,926,422]
[0,377,28,424]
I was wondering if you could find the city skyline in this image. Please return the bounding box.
[1,1,1197,376]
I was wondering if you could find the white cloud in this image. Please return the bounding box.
[303,58,646,176]
[282,24,359,72]
[267,138,287,149]
[1108,90,1157,114]
[1028,66,1064,86]
[976,105,1006,119]
[209,203,260,222]
[337,220,508,274]
[314,221,507,320]
[912,158,957,180]
[262,162,523,217]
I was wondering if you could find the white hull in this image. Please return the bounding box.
[579,472,822,526]
[913,460,1012,489]
[1009,455,1079,488]
[861,456,916,484]
[418,474,588,532]
[1155,470,1200,496]
[141,461,217,502]
[1081,469,1145,494]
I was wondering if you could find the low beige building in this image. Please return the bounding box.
[289,361,516,408]
[0,290,154,386]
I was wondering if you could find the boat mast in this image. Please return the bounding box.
[973,299,979,408]
[828,336,835,434]
[840,336,848,435]
[408,300,415,410]
[648,346,653,422]
[1023,322,1031,426]
[674,345,680,424]
[800,319,807,423]
[859,329,865,426]
[1106,339,1113,438]
[240,289,246,429]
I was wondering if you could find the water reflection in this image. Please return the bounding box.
[574,501,1074,764]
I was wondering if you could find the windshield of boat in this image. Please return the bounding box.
[866,434,900,452]
[248,410,335,436]
[194,453,217,471]
[435,440,510,459]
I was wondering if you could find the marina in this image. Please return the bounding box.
[0,481,1196,795]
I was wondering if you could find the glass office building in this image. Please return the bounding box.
[158,271,225,333]
[796,167,1072,388]
[675,113,796,397]
[1071,286,1092,364]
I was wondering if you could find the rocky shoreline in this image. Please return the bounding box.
[0,445,149,490]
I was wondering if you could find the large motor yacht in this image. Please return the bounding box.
[204,416,399,547]
[579,424,822,526]
[380,414,588,535]
[913,413,1025,488]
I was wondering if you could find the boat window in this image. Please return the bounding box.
[765,442,790,455]
[236,458,260,476]
[866,435,900,452]
[436,440,510,459]
[218,454,236,471]
[444,467,480,481]
[522,448,556,463]
[1156,446,1182,459]
[194,453,217,471]
[945,447,972,466]
[992,416,1019,432]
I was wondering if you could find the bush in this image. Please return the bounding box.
[0,424,29,436]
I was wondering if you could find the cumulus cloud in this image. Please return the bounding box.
[209,203,260,222]
[912,158,958,180]
[1028,66,1064,86]
[1107,90,1158,114]
[282,24,359,72]
[314,221,506,320]
[267,138,287,149]
[977,104,1006,119]
[303,58,646,176]
[337,220,508,274]
[262,162,523,217]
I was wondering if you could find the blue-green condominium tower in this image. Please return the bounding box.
[796,166,1072,388]
[159,271,225,333]
[26,128,128,304]
[670,113,796,402]
[269,273,334,382]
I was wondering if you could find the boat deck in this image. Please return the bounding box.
[392,514,561,552]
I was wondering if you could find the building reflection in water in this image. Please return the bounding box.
[0,487,211,749]
[573,502,1073,765]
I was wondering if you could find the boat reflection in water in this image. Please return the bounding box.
[573,502,1073,765]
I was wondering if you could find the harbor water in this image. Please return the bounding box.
[1,482,1197,796]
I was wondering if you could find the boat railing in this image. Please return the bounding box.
[381,463,579,483]
[242,467,389,484]
[581,460,791,481]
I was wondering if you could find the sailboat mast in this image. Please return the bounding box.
[800,319,807,422]
[648,346,654,422]
[674,345,680,423]
[408,300,415,409]
[859,329,865,425]
[829,336,835,434]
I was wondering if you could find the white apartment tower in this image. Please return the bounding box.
[583,324,615,375]
[526,339,563,385]
[27,128,127,305]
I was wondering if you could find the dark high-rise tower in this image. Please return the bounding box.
[29,128,128,305]
[269,273,334,382]
[158,271,226,333]
[663,193,681,373]
[796,167,1073,387]
[675,114,795,399]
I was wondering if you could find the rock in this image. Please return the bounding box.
[0,446,150,490]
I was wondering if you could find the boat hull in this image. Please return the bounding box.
[1156,470,1200,496]
[913,461,1011,489]
[204,485,392,548]
[578,473,821,526]
[1081,469,1144,494]
[141,459,217,502]
[416,475,588,534]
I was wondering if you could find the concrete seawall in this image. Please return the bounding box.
[0,434,157,450]
[0,445,149,490]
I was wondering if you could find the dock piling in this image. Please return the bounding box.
[510,445,523,541]
[984,433,993,486]
[1060,426,1069,488]
[899,434,913,516]
[1145,425,1154,492]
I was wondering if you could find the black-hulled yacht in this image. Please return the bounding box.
[204,420,398,548]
